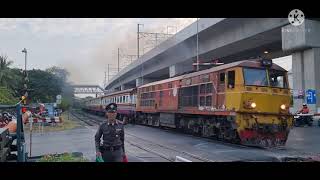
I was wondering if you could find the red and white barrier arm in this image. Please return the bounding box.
[25,117,62,124]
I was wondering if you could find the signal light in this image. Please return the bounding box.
[21,96,27,104]
[261,59,272,67]
[22,107,27,113]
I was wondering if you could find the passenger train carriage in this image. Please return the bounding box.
[84,58,293,148]
[83,88,136,123]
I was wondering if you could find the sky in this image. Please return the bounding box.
[0,18,292,90]
[0,18,198,86]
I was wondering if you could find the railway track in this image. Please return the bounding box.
[77,110,252,150]
[125,132,213,162]
[71,110,213,162]
[70,110,102,126]
[73,110,316,162]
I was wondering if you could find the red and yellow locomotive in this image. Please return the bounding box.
[135,59,293,147]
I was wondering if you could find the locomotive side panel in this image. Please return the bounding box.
[216,70,226,109]
[158,81,179,111]
[225,67,243,111]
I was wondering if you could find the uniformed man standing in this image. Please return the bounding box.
[95,103,126,162]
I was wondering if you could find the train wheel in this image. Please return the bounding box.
[217,128,224,140]
[231,130,241,144]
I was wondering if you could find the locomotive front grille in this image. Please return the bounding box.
[261,88,268,92]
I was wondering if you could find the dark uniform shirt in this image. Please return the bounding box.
[95,120,125,153]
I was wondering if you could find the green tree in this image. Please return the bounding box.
[7,68,24,97]
[28,69,63,103]
[46,66,74,109]
[0,87,19,104]
[0,55,14,88]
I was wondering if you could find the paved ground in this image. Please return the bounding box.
[24,118,320,162]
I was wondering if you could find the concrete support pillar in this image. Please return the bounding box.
[169,63,193,78]
[292,48,320,113]
[135,77,153,87]
[120,85,125,91]
[120,84,136,90]
[114,87,121,91]
[282,20,320,114]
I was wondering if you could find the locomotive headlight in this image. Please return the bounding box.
[244,100,256,109]
[280,104,286,110]
[251,102,257,108]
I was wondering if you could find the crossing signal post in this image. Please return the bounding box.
[22,48,29,106]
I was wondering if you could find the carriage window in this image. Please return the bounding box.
[219,73,225,84]
[180,86,198,107]
[200,96,205,106]
[168,82,173,88]
[268,70,288,88]
[200,84,206,94]
[206,83,212,93]
[227,71,235,88]
[243,68,268,86]
[206,96,212,106]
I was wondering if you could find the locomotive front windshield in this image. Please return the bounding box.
[243,68,288,88]
[243,68,268,86]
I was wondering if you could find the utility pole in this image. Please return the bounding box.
[118,48,120,72]
[103,71,107,88]
[137,24,144,59]
[137,24,140,58]
[108,64,110,82]
[21,48,30,158]
[196,18,199,71]
[155,33,158,46]
[22,48,28,99]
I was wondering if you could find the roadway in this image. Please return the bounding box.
[24,111,320,162]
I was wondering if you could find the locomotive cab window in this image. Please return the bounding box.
[227,71,235,89]
[219,72,225,84]
[269,70,288,88]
